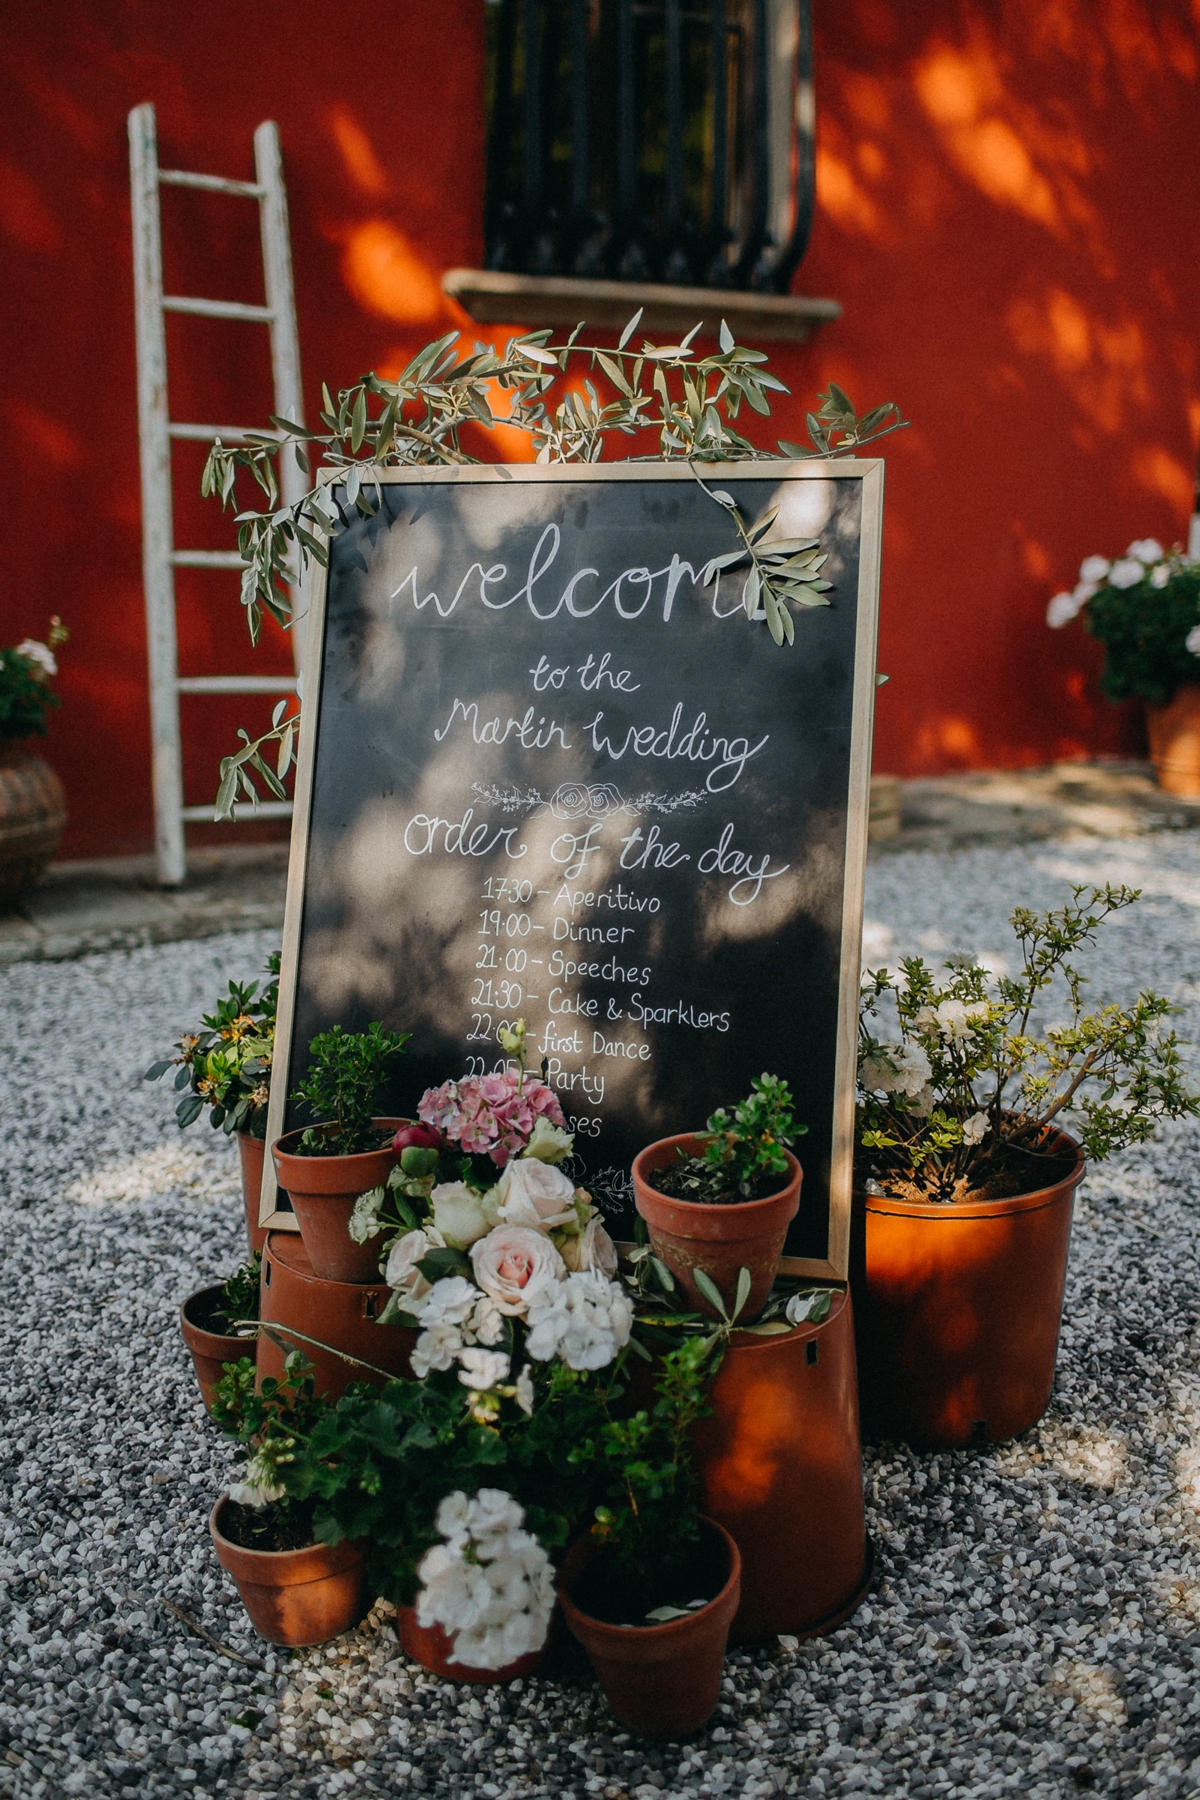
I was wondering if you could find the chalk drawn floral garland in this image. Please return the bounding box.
[471,781,709,820]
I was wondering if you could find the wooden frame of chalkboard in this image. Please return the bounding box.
[259,459,883,1281]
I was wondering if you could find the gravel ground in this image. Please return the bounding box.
[4,840,1200,1800]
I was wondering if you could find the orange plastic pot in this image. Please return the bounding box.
[632,1134,801,1323]
[209,1496,365,1646]
[694,1288,870,1642]
[1147,685,1200,796]
[180,1286,251,1415]
[851,1135,1085,1448]
[395,1605,547,1684]
[271,1118,404,1282]
[236,1132,268,1255]
[257,1231,416,1400]
[557,1518,740,1740]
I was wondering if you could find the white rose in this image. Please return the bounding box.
[470,1226,565,1315]
[1046,590,1082,629]
[523,1116,575,1163]
[1079,554,1110,583]
[384,1227,442,1306]
[1108,557,1144,589]
[559,1215,618,1276]
[495,1158,578,1231]
[457,1348,511,1391]
[431,1181,500,1250]
[1128,538,1163,563]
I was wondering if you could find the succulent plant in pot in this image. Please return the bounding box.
[271,1021,410,1282]
[632,1074,805,1322]
[145,952,279,1251]
[180,1253,261,1415]
[853,883,1200,1447]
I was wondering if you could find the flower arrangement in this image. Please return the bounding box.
[1046,539,1200,705]
[857,884,1199,1204]
[0,617,67,742]
[416,1489,555,1670]
[144,952,279,1138]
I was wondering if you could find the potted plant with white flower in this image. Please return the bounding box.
[1046,537,1200,794]
[179,1252,260,1415]
[145,951,278,1251]
[852,883,1199,1447]
[0,616,68,902]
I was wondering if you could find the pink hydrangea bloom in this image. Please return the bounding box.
[418,1072,565,1166]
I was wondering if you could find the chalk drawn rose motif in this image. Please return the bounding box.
[549,782,626,821]
[584,783,623,819]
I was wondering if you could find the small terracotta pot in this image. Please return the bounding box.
[180,1286,252,1415]
[271,1118,404,1282]
[395,1604,547,1684]
[851,1132,1085,1448]
[558,1517,740,1740]
[0,743,66,903]
[257,1231,416,1400]
[632,1134,802,1322]
[1147,685,1200,796]
[209,1496,365,1646]
[695,1289,870,1642]
[236,1131,268,1255]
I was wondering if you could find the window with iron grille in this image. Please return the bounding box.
[483,0,815,295]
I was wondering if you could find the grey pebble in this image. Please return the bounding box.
[3,843,1200,1799]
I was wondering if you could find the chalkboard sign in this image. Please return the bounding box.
[262,462,883,1277]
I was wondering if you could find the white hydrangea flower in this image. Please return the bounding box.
[1079,554,1110,583]
[1108,557,1145,589]
[962,1111,989,1144]
[1046,590,1082,629]
[523,1270,634,1372]
[1128,538,1164,563]
[417,1489,554,1671]
[457,1347,511,1391]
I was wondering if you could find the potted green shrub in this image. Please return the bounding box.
[179,1253,260,1414]
[0,618,68,903]
[145,952,279,1251]
[271,1021,411,1281]
[209,1357,366,1646]
[632,1075,804,1322]
[853,883,1199,1447]
[1046,538,1200,793]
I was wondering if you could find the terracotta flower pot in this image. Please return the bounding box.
[1147,684,1200,796]
[236,1131,268,1255]
[557,1518,741,1740]
[271,1118,404,1282]
[851,1132,1085,1448]
[209,1496,365,1646]
[257,1231,416,1400]
[632,1134,802,1323]
[395,1604,547,1684]
[180,1286,251,1415]
[0,743,66,903]
[695,1289,871,1643]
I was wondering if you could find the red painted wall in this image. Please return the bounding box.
[2,0,1198,857]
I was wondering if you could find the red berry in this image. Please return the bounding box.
[393,1122,441,1156]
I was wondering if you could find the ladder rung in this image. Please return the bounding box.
[170,550,246,569]
[163,295,273,322]
[181,801,294,822]
[169,422,282,443]
[177,676,298,694]
[158,168,265,199]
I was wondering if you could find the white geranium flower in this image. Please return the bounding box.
[411,1320,465,1379]
[457,1347,511,1391]
[417,1490,555,1671]
[1079,554,1110,583]
[1046,590,1082,629]
[1186,624,1200,657]
[348,1185,386,1245]
[514,1364,535,1415]
[229,1452,285,1510]
[470,1226,565,1315]
[15,639,56,677]
[417,1276,480,1328]
[962,1111,989,1144]
[1151,563,1171,589]
[495,1158,578,1231]
[1128,538,1163,564]
[1108,557,1144,589]
[471,1294,506,1346]
[559,1214,618,1275]
[384,1227,442,1308]
[523,1116,575,1164]
[524,1270,633,1372]
[431,1181,500,1250]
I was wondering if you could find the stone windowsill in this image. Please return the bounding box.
[442,268,841,344]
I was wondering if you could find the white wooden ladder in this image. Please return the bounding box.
[128,101,306,887]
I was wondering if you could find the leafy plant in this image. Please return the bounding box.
[858,885,1200,1203]
[290,1022,411,1156]
[144,952,279,1138]
[202,320,905,816]
[1046,539,1200,706]
[648,1073,804,1204]
[0,618,67,742]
